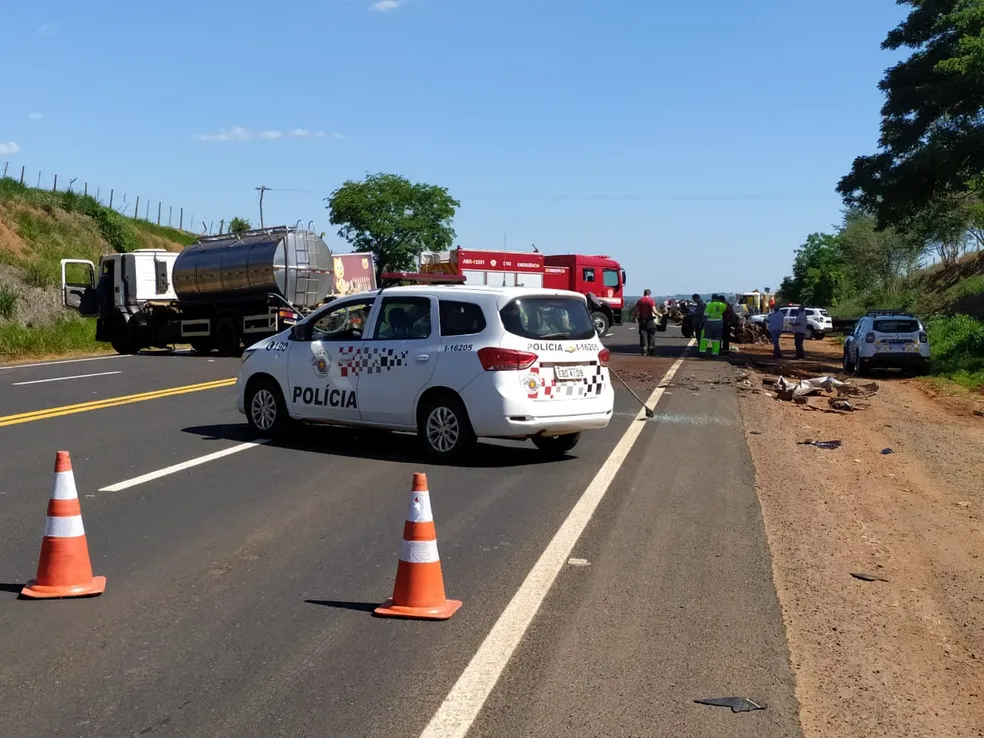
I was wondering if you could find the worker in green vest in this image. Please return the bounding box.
[700,294,728,356]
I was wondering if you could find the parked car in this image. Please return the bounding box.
[842,311,931,376]
[747,305,833,339]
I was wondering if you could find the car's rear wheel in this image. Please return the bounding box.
[418,394,476,461]
[246,379,290,437]
[843,347,856,374]
[532,432,581,457]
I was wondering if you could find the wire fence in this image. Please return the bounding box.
[0,159,226,235]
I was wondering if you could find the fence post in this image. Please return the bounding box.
[219,219,225,234]
[84,182,88,196]
[20,165,25,184]
[52,174,58,192]
[2,162,7,178]
[37,170,41,187]
[109,189,114,208]
[134,196,139,219]
[179,208,183,230]
[169,206,172,226]
[157,202,162,226]
[145,200,150,220]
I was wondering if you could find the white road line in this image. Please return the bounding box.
[12,370,123,386]
[418,340,695,738]
[0,354,130,371]
[99,440,271,492]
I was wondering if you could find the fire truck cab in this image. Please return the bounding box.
[418,248,627,336]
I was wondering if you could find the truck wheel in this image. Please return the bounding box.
[418,393,476,461]
[532,432,580,457]
[591,311,611,337]
[245,379,290,437]
[110,334,137,355]
[215,316,241,356]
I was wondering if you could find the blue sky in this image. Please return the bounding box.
[2,0,906,295]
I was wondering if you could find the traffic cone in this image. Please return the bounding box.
[375,473,461,620]
[20,451,106,599]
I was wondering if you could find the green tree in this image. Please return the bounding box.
[228,216,251,235]
[838,210,924,293]
[836,0,984,230]
[325,173,460,280]
[778,232,846,307]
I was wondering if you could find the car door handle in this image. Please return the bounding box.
[416,354,430,363]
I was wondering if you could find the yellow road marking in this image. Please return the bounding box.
[0,378,236,427]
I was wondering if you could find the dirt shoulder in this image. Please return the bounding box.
[736,335,984,737]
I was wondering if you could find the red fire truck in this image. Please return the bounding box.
[419,248,627,335]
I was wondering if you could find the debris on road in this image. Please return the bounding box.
[851,572,889,583]
[829,399,855,412]
[881,448,895,455]
[800,440,843,450]
[694,697,767,713]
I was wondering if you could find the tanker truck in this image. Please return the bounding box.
[59,226,376,355]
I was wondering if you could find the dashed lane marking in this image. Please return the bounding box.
[12,370,123,386]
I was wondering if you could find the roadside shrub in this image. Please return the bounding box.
[0,316,102,358]
[0,288,18,320]
[24,260,58,288]
[925,313,984,389]
[93,207,138,253]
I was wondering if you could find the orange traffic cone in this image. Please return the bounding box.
[21,451,107,599]
[375,472,461,620]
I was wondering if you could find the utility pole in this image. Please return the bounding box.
[255,185,269,228]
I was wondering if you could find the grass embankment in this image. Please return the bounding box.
[0,177,196,362]
[827,252,984,390]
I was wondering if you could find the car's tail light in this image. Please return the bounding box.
[919,332,928,343]
[478,347,538,371]
[598,348,610,367]
[865,332,876,343]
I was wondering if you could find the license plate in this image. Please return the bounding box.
[554,366,585,381]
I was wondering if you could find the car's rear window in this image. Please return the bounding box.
[873,319,919,333]
[499,297,595,340]
[439,300,487,336]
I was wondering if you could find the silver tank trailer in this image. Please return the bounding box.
[172,227,334,310]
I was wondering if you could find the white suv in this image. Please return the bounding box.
[749,305,833,339]
[235,285,615,459]
[842,311,931,376]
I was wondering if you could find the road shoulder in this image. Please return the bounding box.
[737,345,984,738]
[468,355,802,738]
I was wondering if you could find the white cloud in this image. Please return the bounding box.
[195,126,344,143]
[28,112,43,120]
[371,0,401,12]
[38,24,58,36]
[0,141,22,155]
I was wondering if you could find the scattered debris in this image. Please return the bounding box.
[881,448,895,455]
[973,410,984,418]
[829,399,854,412]
[694,697,766,713]
[851,572,889,582]
[800,440,842,450]
[567,558,590,566]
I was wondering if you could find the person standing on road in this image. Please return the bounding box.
[791,305,807,359]
[701,294,727,356]
[690,294,706,348]
[767,304,785,358]
[722,299,736,354]
[632,289,658,356]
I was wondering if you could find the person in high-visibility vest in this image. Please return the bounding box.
[700,294,728,355]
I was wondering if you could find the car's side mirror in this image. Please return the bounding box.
[290,323,309,341]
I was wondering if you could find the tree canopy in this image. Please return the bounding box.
[778,233,846,307]
[228,216,251,235]
[836,0,984,231]
[325,173,460,279]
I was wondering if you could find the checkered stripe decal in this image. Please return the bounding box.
[529,362,606,400]
[337,346,410,377]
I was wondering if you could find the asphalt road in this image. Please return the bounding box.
[0,331,802,738]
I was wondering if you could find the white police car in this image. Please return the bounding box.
[235,284,615,459]
[842,311,931,376]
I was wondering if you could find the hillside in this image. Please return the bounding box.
[0,177,197,359]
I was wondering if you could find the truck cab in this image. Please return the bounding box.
[62,250,179,353]
[543,254,627,335]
